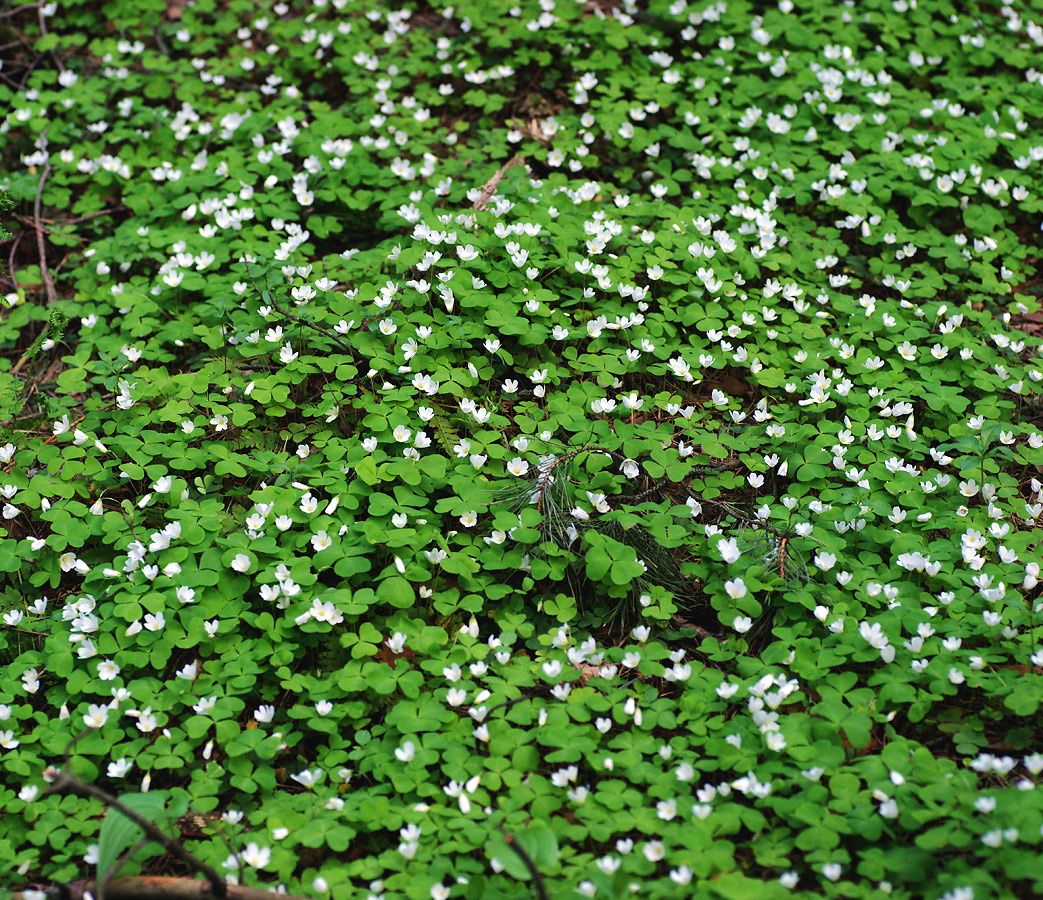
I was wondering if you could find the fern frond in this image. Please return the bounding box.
[430,410,462,458]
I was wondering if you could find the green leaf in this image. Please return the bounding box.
[97,792,171,880]
[377,576,414,608]
[485,823,560,881]
[355,456,379,485]
[584,542,611,582]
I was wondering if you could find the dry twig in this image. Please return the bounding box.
[43,729,228,899]
[32,127,57,307]
[13,877,312,900]
[471,154,525,214]
[0,2,42,20]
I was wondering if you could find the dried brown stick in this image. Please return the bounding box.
[7,228,24,289]
[45,768,232,897]
[13,878,313,900]
[36,3,64,72]
[472,154,525,212]
[0,2,42,20]
[242,259,357,357]
[45,767,229,898]
[503,833,551,900]
[32,128,56,306]
[16,205,127,227]
[44,728,228,899]
[98,836,149,900]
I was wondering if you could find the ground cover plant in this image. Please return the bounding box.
[1,0,1043,897]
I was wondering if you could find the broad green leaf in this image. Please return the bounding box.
[97,792,171,881]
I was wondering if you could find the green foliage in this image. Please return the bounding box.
[96,791,183,882]
[1,1,1043,899]
[0,189,10,246]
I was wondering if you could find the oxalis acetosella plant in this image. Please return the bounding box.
[1,1,1043,900]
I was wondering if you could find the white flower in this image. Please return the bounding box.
[725,578,746,599]
[670,865,692,885]
[656,798,677,820]
[135,708,158,732]
[291,769,322,787]
[83,704,108,729]
[643,841,665,862]
[717,538,741,564]
[814,552,836,571]
[733,616,753,634]
[107,758,132,778]
[230,554,251,573]
[821,863,842,882]
[506,457,529,477]
[241,842,271,868]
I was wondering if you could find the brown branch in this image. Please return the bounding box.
[471,154,525,213]
[44,729,228,898]
[17,50,47,89]
[15,205,127,228]
[32,127,56,307]
[36,2,64,72]
[503,833,550,900]
[62,205,129,224]
[7,625,50,636]
[7,228,24,289]
[242,259,357,358]
[0,67,23,90]
[13,877,313,900]
[0,2,42,19]
[45,768,228,898]
[99,836,149,900]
